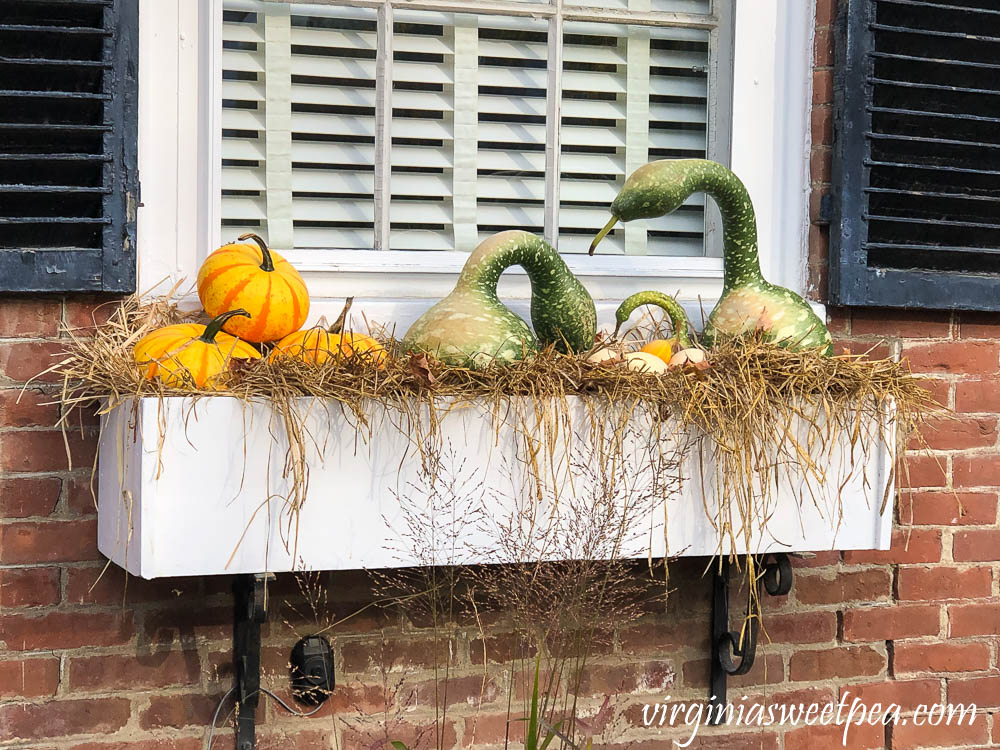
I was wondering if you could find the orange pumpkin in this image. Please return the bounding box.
[270,328,387,369]
[133,310,261,388]
[197,233,309,343]
[640,338,677,365]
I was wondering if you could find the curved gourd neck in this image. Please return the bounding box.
[616,291,693,348]
[459,233,557,296]
[682,165,762,290]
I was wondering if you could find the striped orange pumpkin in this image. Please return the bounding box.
[197,233,310,343]
[270,328,387,369]
[133,310,261,388]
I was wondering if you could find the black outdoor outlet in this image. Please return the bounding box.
[290,635,334,706]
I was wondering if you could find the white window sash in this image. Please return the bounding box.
[136,0,821,332]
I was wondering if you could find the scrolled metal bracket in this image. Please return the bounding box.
[709,553,792,724]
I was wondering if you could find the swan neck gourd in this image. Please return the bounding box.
[591,159,832,355]
[402,231,597,368]
[615,291,694,349]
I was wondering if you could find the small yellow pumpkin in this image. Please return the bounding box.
[269,296,386,368]
[640,338,677,365]
[197,233,310,343]
[270,328,387,369]
[133,309,260,388]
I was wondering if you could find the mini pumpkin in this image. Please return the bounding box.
[269,297,387,369]
[270,329,387,369]
[197,233,309,343]
[133,309,260,388]
[640,338,677,365]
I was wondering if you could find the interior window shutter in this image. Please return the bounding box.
[830,0,1000,310]
[558,22,711,256]
[221,1,728,257]
[0,0,138,293]
[222,2,379,250]
[476,16,550,246]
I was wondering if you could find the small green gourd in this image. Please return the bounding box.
[590,159,833,355]
[402,230,597,368]
[615,290,695,348]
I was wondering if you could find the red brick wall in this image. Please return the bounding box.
[2,1,999,747]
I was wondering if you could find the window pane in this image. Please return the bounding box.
[391,11,459,250]
[220,1,722,255]
[558,22,710,256]
[221,2,379,249]
[476,15,550,246]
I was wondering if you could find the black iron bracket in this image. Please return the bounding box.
[234,573,272,750]
[709,553,792,723]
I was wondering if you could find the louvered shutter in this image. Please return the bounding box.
[0,0,138,293]
[220,0,728,257]
[559,21,710,256]
[830,0,1000,310]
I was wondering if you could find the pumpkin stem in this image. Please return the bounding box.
[200,309,251,343]
[238,232,276,272]
[329,297,355,335]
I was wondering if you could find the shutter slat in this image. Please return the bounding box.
[0,184,110,193]
[0,153,111,161]
[865,242,1000,255]
[0,56,111,67]
[866,214,1000,230]
[867,159,1000,177]
[0,24,110,35]
[0,216,110,224]
[866,186,1000,203]
[0,122,109,130]
[870,50,1000,72]
[0,90,110,100]
[869,105,1000,126]
[868,77,1000,98]
[870,23,1000,45]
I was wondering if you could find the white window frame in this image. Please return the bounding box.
[136,0,819,329]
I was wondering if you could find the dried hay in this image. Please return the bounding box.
[52,295,937,597]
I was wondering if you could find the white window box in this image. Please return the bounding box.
[98,395,893,579]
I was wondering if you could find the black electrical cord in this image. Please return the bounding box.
[206,686,325,748]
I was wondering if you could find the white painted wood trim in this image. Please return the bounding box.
[258,0,719,28]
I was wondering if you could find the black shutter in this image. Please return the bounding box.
[829,0,1000,310]
[0,0,138,293]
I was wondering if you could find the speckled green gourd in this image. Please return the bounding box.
[590,159,833,355]
[402,230,597,368]
[615,291,695,348]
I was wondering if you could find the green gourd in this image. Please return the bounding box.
[402,230,597,368]
[615,290,695,348]
[590,159,833,355]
